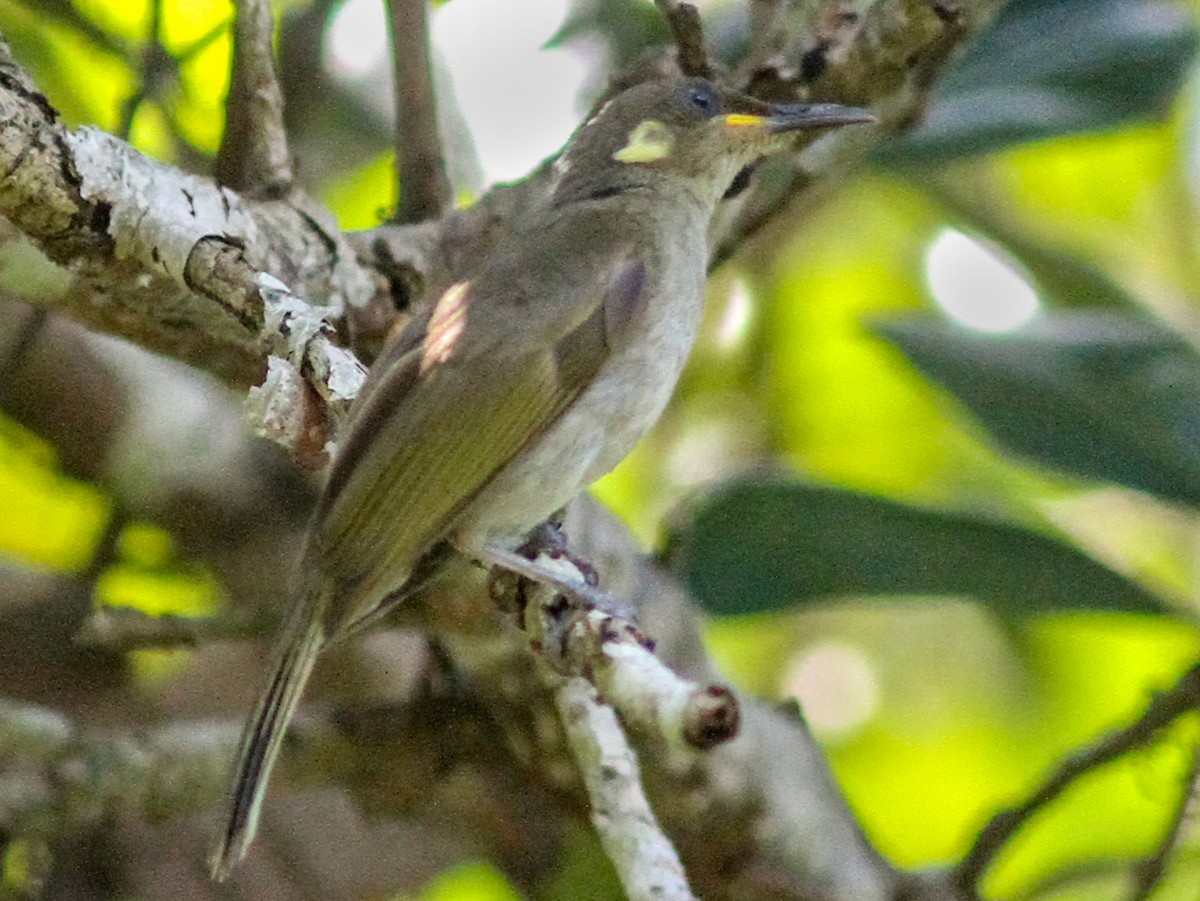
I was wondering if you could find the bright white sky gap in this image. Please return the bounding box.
[328,0,588,186]
[925,229,1041,332]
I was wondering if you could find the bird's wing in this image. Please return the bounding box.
[311,220,649,635]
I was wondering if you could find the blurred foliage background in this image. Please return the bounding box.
[4,0,1200,898]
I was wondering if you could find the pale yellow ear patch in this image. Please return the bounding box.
[613,119,674,163]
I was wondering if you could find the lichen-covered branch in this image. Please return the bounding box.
[0,695,237,837]
[247,272,367,465]
[0,33,378,389]
[711,0,1004,266]
[439,499,905,900]
[557,678,697,901]
[481,544,739,751]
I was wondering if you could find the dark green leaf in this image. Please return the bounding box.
[878,0,1198,163]
[661,479,1169,616]
[874,313,1200,506]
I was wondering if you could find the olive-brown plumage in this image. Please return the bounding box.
[211,77,871,879]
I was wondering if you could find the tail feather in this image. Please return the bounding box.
[210,597,326,881]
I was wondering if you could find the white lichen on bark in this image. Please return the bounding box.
[67,127,262,282]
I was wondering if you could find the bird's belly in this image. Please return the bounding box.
[456,287,703,548]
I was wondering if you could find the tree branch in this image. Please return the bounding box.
[742,0,785,76]
[74,605,258,651]
[711,0,994,266]
[440,499,905,900]
[386,0,452,223]
[557,678,698,901]
[217,0,295,196]
[0,299,314,637]
[654,1,715,80]
[0,695,239,837]
[481,544,739,751]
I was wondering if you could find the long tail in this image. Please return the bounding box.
[210,588,327,881]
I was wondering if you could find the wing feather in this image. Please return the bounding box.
[315,350,570,632]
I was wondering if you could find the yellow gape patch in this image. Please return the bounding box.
[613,120,674,163]
[724,114,767,128]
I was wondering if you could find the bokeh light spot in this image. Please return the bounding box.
[327,0,390,79]
[716,278,753,349]
[783,641,880,739]
[431,0,588,184]
[924,228,1040,332]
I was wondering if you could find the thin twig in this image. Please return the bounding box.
[217,0,294,196]
[1128,742,1200,900]
[556,678,698,901]
[121,16,233,163]
[386,0,452,223]
[743,0,784,75]
[653,1,714,79]
[953,663,1200,894]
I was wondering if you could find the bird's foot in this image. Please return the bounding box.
[514,515,600,588]
[465,522,635,628]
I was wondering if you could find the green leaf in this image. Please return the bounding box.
[660,479,1169,616]
[873,313,1200,507]
[878,0,1197,163]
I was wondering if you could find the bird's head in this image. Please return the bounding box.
[553,77,874,206]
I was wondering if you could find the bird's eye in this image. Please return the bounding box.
[687,85,718,115]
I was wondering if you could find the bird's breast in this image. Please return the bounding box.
[457,230,708,547]
[572,265,705,482]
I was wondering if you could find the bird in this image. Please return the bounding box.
[210,76,872,879]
